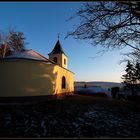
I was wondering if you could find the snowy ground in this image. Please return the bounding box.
[0,94,140,138]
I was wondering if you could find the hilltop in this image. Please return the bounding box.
[75,81,124,90]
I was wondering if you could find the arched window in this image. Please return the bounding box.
[64,58,66,65]
[62,76,66,89]
[53,57,57,63]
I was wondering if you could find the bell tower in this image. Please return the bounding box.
[48,39,68,69]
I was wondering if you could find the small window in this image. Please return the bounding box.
[53,57,57,63]
[64,58,66,65]
[62,76,66,89]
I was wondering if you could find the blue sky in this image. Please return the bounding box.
[0,2,129,83]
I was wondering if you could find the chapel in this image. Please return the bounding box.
[0,39,74,97]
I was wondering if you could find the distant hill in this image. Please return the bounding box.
[74,81,124,90]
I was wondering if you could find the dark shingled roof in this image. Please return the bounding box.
[48,40,65,55]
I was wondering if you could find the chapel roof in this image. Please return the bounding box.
[6,49,48,61]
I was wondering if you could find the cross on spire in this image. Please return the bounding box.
[58,33,60,40]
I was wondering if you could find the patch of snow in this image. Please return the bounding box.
[84,111,98,119]
[41,119,47,136]
[109,118,120,126]
[72,122,79,128]
[105,91,112,97]
[31,119,36,128]
[77,117,85,123]
[75,86,106,94]
[88,86,105,93]
[4,113,11,126]
[6,50,47,61]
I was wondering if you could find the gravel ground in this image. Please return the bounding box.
[0,94,140,138]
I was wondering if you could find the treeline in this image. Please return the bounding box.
[121,60,140,99]
[122,61,140,84]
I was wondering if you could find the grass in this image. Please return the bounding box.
[0,94,140,138]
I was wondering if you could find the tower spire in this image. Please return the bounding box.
[48,38,68,69]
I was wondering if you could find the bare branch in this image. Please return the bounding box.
[67,2,140,53]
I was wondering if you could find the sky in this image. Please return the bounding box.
[0,2,130,83]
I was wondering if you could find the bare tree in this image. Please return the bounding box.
[0,30,26,58]
[0,44,11,58]
[121,49,140,64]
[7,30,26,52]
[67,2,140,52]
[0,32,11,58]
